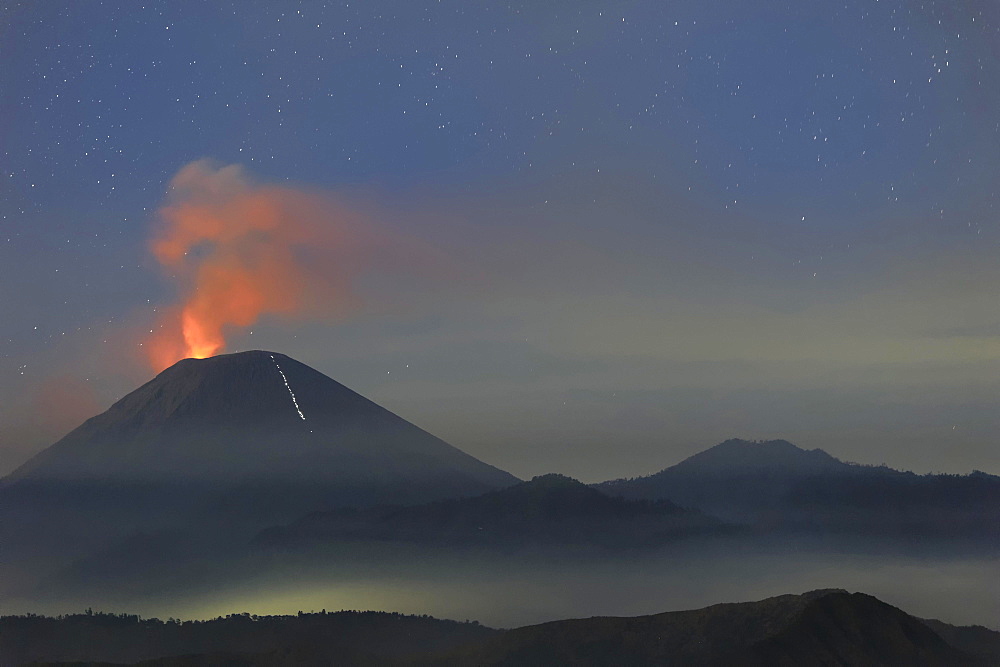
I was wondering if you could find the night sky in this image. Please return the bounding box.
[2,0,999,481]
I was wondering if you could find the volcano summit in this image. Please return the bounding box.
[5,351,518,506]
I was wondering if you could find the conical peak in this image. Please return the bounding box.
[7,349,520,492]
[131,350,312,425]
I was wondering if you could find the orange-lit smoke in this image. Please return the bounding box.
[146,160,369,371]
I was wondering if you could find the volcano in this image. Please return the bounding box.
[5,351,518,506]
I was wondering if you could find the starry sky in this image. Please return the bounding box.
[2,0,999,482]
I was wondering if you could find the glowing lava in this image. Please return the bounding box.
[183,310,224,360]
[271,354,306,420]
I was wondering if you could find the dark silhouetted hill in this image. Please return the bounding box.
[596,439,1000,547]
[254,473,731,551]
[0,609,497,665]
[440,590,996,666]
[6,591,998,666]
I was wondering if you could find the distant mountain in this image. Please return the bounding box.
[658,438,847,476]
[596,439,1000,545]
[254,473,731,551]
[597,439,854,523]
[5,590,997,665]
[3,350,517,510]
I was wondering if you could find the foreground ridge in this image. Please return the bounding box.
[4,590,998,666]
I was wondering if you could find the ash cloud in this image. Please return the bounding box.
[146,160,387,370]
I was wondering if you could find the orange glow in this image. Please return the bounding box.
[145,160,371,371]
[182,309,223,359]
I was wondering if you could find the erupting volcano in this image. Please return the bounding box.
[6,351,519,507]
[145,161,376,371]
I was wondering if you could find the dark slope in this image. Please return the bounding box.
[6,591,997,666]
[254,473,731,551]
[921,618,1000,665]
[6,350,516,494]
[441,590,989,666]
[596,439,1000,545]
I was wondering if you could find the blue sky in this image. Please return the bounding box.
[2,0,999,480]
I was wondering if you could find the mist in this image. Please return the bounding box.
[2,540,995,631]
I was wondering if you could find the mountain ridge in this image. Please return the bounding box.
[595,438,1000,546]
[254,473,731,551]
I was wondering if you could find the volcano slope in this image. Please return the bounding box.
[0,351,518,592]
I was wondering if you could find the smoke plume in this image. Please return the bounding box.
[146,160,375,371]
